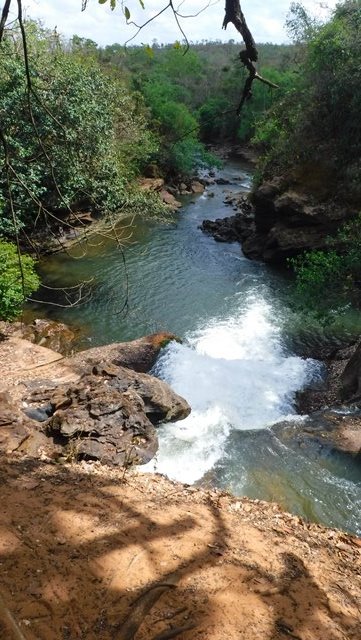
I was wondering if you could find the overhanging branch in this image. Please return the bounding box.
[223,0,279,113]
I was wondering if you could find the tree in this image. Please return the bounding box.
[0,239,40,320]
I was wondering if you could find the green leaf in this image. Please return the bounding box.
[144,44,154,58]
[173,40,181,50]
[138,0,145,8]
[110,0,116,9]
[124,6,131,20]
[98,0,108,5]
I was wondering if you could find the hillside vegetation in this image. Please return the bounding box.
[253,1,361,310]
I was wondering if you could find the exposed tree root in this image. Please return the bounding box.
[114,580,178,640]
[0,592,28,640]
[151,622,196,640]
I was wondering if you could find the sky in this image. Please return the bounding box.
[20,0,339,47]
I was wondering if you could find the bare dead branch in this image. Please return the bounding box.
[223,0,279,113]
[0,0,12,44]
[0,591,28,640]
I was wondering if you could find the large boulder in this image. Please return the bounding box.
[17,319,77,355]
[138,177,165,192]
[22,360,190,467]
[191,180,205,194]
[160,189,182,210]
[1,331,190,468]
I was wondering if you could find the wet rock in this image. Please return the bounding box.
[138,177,165,192]
[200,217,240,243]
[215,177,231,185]
[68,332,180,374]
[160,189,182,210]
[200,197,254,245]
[202,177,216,186]
[273,409,361,458]
[191,181,205,194]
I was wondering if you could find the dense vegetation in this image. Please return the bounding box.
[255,1,361,204]
[252,1,361,312]
[109,40,294,168]
[0,22,165,237]
[0,240,39,320]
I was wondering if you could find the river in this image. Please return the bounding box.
[32,160,361,535]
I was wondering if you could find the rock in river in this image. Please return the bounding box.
[23,358,191,467]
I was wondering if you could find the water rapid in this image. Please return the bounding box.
[147,295,315,484]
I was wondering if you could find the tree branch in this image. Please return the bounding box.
[223,0,279,113]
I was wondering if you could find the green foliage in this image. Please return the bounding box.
[0,240,40,320]
[126,47,215,177]
[117,42,295,174]
[0,21,160,236]
[255,0,361,202]
[291,215,361,313]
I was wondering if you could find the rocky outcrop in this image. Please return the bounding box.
[0,318,78,355]
[200,195,254,244]
[21,360,190,466]
[274,409,361,458]
[160,189,182,209]
[17,318,77,354]
[0,332,190,467]
[244,180,356,263]
[201,176,357,264]
[138,177,182,211]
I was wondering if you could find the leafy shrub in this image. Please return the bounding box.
[291,214,361,312]
[0,240,40,320]
[0,21,160,236]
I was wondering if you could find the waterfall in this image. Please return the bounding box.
[146,295,317,483]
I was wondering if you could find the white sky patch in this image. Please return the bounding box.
[21,0,339,46]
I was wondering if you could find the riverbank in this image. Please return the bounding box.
[1,455,360,640]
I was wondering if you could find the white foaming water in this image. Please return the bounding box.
[145,297,318,484]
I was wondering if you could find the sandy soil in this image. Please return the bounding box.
[0,458,360,640]
[0,336,78,403]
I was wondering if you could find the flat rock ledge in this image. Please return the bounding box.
[0,331,190,467]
